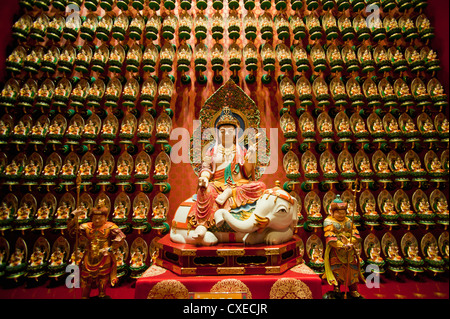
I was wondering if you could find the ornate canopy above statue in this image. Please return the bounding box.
[190,80,270,179]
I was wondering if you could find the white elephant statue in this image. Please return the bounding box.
[170,187,299,246]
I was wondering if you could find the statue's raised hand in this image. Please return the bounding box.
[198,176,209,188]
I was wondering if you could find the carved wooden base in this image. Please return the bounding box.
[154,234,303,276]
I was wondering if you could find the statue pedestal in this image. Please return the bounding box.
[154,234,303,276]
[135,262,323,299]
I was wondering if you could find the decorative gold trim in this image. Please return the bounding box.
[269,278,313,299]
[173,247,197,256]
[155,258,164,267]
[141,265,167,278]
[264,247,280,255]
[210,279,253,299]
[265,266,281,274]
[217,249,245,256]
[180,267,197,275]
[147,280,189,299]
[290,263,316,275]
[216,267,245,275]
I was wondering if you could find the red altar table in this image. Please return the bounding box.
[135,235,323,299]
[135,262,323,299]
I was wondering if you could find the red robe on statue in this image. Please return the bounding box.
[188,144,266,229]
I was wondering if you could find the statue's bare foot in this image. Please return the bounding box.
[215,187,232,206]
[191,225,207,239]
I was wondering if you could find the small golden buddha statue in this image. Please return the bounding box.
[17,203,31,220]
[305,158,319,174]
[308,200,322,218]
[394,158,407,172]
[102,120,115,135]
[152,201,167,220]
[29,247,45,267]
[382,199,396,215]
[368,246,384,263]
[354,118,367,133]
[97,160,111,176]
[55,203,70,220]
[430,157,444,173]
[79,160,92,176]
[372,118,384,133]
[410,158,425,172]
[154,160,167,176]
[387,245,402,262]
[116,161,130,176]
[61,160,75,176]
[404,118,417,133]
[407,245,422,262]
[400,199,414,215]
[138,119,151,134]
[364,200,378,216]
[113,203,127,219]
[323,158,337,174]
[418,198,433,215]
[135,159,148,175]
[376,158,390,173]
[359,158,372,173]
[24,161,39,176]
[84,120,97,135]
[320,120,333,133]
[36,202,50,220]
[341,157,354,173]
[49,247,64,267]
[133,201,147,219]
[302,118,314,132]
[5,160,19,175]
[43,160,57,176]
[8,248,24,267]
[286,159,299,175]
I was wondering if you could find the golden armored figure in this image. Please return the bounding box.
[323,196,365,298]
[69,205,126,299]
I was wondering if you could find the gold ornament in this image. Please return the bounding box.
[147,280,189,299]
[210,279,252,299]
[269,278,313,299]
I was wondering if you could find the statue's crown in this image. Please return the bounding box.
[331,194,347,210]
[217,106,239,128]
[91,200,109,217]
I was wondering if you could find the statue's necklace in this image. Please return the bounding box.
[219,145,236,162]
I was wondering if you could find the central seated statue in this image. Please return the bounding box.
[187,106,267,240]
[170,80,298,246]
